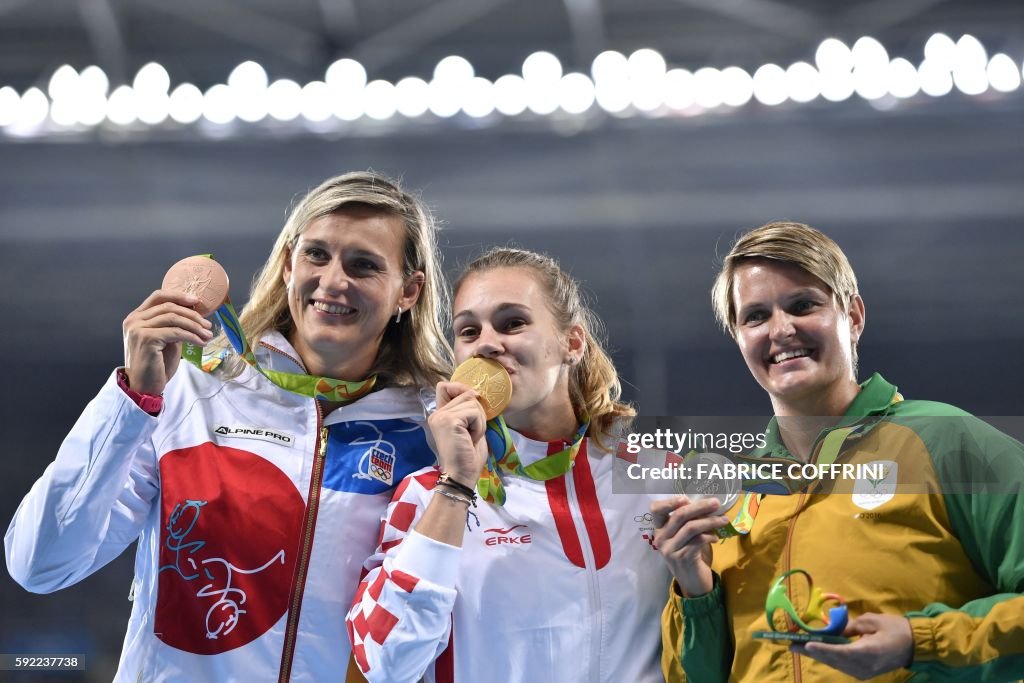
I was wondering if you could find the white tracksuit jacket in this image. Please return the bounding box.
[5,331,436,682]
[347,429,671,683]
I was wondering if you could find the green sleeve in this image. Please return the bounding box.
[670,573,733,682]
[907,416,1024,681]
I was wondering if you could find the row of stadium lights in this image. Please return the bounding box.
[0,33,1021,137]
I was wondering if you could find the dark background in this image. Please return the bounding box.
[2,0,1023,680]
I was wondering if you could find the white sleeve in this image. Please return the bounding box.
[4,370,161,593]
[347,469,462,683]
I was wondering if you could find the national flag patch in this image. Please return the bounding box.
[369,446,395,485]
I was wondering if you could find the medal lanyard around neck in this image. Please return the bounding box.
[179,256,376,403]
[477,415,590,506]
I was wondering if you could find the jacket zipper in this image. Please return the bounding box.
[277,407,328,683]
[782,434,834,683]
[782,486,808,683]
[565,463,603,683]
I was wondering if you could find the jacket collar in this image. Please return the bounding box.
[752,373,899,459]
[842,372,899,419]
[505,429,576,468]
[249,330,431,423]
[253,330,307,374]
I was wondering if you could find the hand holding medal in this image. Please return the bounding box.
[121,256,227,395]
[429,358,513,487]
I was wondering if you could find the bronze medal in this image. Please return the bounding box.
[162,256,230,317]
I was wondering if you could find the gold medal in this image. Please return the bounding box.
[450,357,512,420]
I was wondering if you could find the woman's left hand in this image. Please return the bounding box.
[791,613,914,680]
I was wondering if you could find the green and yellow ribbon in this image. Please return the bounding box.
[477,416,590,506]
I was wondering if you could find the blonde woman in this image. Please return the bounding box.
[657,222,1024,682]
[5,171,452,681]
[347,248,670,682]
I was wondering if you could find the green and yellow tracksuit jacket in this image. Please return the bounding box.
[662,373,1024,682]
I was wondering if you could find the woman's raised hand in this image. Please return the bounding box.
[651,496,732,598]
[428,381,490,486]
[122,290,214,396]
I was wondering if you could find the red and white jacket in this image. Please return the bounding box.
[5,331,436,682]
[347,429,670,683]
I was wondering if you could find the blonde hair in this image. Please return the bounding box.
[229,171,452,387]
[455,248,635,446]
[711,221,860,364]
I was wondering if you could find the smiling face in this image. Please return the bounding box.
[732,259,865,417]
[282,206,422,380]
[453,267,583,438]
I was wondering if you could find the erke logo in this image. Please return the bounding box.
[213,425,294,447]
[484,524,532,546]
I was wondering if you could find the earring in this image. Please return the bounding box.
[394,306,403,324]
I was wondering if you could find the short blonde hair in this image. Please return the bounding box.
[455,248,635,446]
[235,171,452,387]
[711,221,859,339]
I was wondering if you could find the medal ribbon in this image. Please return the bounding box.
[715,492,763,538]
[477,415,590,506]
[738,425,860,496]
[180,256,376,403]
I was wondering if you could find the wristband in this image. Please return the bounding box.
[437,473,478,506]
[116,369,164,415]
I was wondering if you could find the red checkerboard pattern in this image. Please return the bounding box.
[348,566,420,672]
[346,466,438,675]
